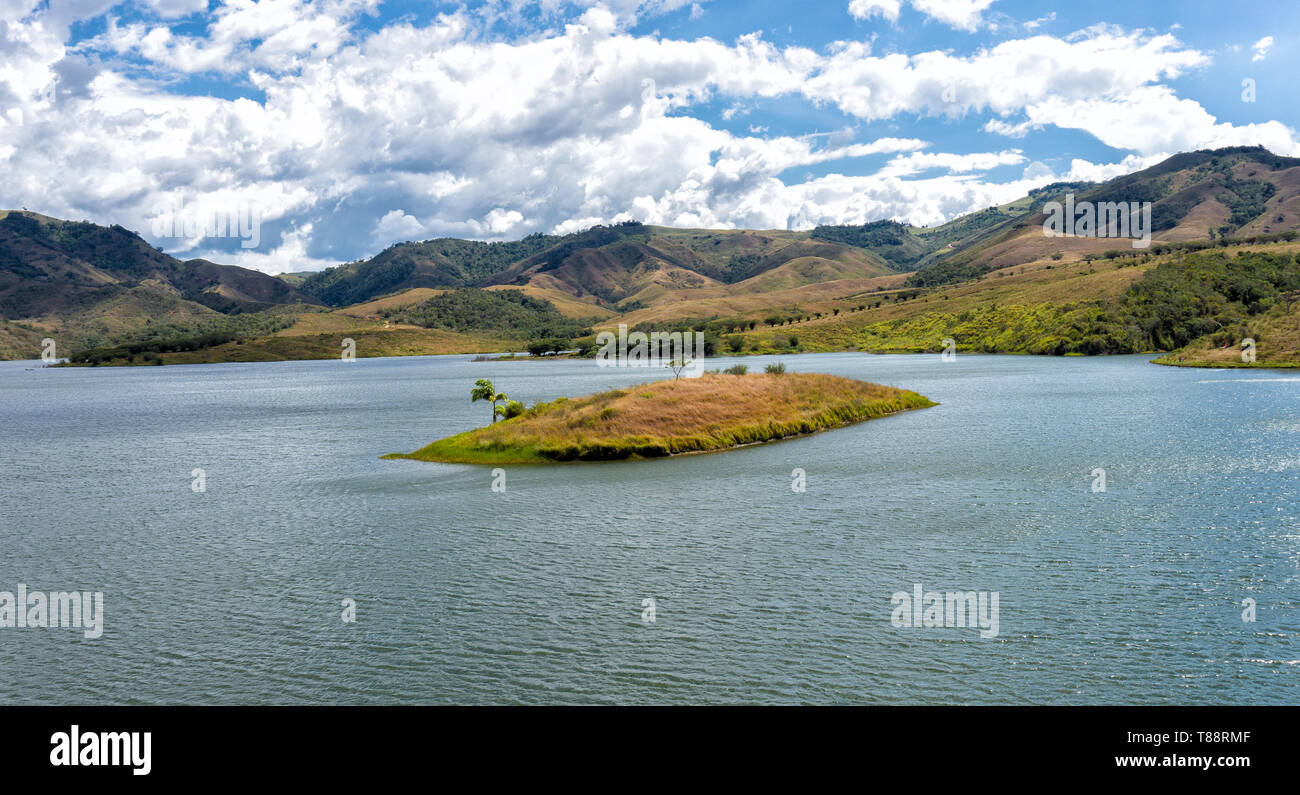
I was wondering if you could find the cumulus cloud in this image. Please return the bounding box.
[1060,153,1170,183]
[0,2,1296,274]
[849,0,996,31]
[848,0,902,23]
[1023,85,1300,156]
[1252,35,1273,62]
[911,0,997,32]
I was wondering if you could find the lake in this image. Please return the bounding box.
[0,352,1296,704]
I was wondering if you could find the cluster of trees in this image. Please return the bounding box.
[809,220,927,269]
[382,288,591,341]
[866,249,1299,357]
[66,311,296,364]
[1218,173,1277,228]
[525,221,645,276]
[904,261,987,288]
[724,253,767,283]
[1014,249,1300,355]
[1148,230,1297,254]
[526,338,574,356]
[1116,250,1300,351]
[0,212,174,280]
[299,234,563,306]
[625,320,721,356]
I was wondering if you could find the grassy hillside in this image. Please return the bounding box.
[297,234,563,305]
[298,221,896,312]
[700,242,1300,365]
[0,318,45,359]
[378,288,595,339]
[903,147,1300,287]
[1153,298,1300,368]
[0,210,319,359]
[385,372,935,464]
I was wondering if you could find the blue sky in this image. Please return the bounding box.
[1,0,1295,272]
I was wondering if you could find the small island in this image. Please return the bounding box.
[385,370,935,465]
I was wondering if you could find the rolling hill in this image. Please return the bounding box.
[902,146,1300,287]
[297,221,898,311]
[0,210,321,355]
[5,145,1300,367]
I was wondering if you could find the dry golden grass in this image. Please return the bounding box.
[336,288,446,316]
[482,284,616,320]
[605,274,908,329]
[388,371,934,464]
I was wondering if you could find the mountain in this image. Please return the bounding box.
[0,210,320,354]
[296,233,564,306]
[901,146,1300,286]
[296,148,1300,319]
[298,221,898,310]
[5,145,1299,367]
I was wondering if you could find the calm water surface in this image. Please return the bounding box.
[1,352,1297,704]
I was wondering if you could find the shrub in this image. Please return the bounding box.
[765,362,787,374]
[722,364,748,375]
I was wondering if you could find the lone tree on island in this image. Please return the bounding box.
[471,378,508,423]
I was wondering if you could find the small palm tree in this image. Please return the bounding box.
[471,378,507,423]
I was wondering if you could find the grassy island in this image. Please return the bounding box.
[385,371,935,465]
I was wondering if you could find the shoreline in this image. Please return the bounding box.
[20,346,1300,371]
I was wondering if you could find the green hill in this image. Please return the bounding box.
[0,211,320,357]
[8,146,1300,368]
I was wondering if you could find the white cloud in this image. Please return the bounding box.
[806,30,1212,122]
[984,117,1035,137]
[875,149,1025,178]
[1252,35,1274,62]
[1023,86,1300,156]
[98,0,383,75]
[849,0,996,31]
[1023,12,1055,31]
[848,0,902,23]
[1060,153,1170,183]
[1021,160,1052,180]
[214,222,337,274]
[484,208,526,235]
[373,210,426,247]
[911,0,996,32]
